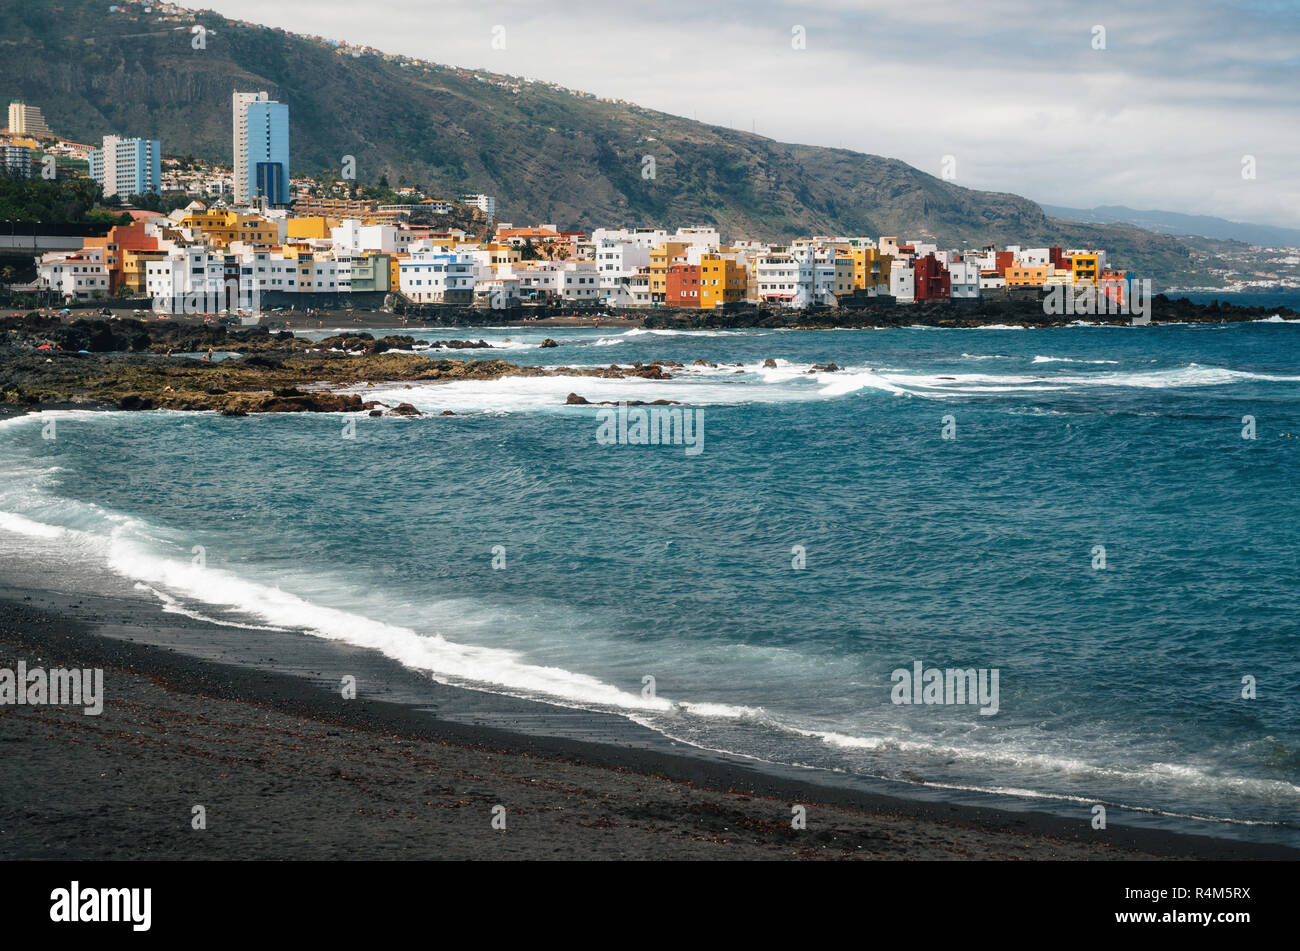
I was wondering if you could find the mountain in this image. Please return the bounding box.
[1042,205,1300,249]
[2,0,1211,285]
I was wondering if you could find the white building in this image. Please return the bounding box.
[590,227,669,250]
[754,252,811,308]
[459,193,496,219]
[594,238,652,289]
[146,245,351,308]
[475,276,522,308]
[296,254,341,293]
[673,227,721,248]
[380,200,454,217]
[1,144,31,177]
[603,270,652,307]
[507,261,601,301]
[232,247,304,292]
[890,259,915,303]
[88,135,161,199]
[146,248,229,311]
[331,219,412,255]
[7,101,51,137]
[36,249,109,300]
[399,249,478,302]
[948,261,981,299]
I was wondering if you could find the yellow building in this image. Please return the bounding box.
[698,254,747,309]
[181,210,279,248]
[840,248,894,292]
[121,248,167,294]
[1070,253,1099,285]
[287,216,333,240]
[481,242,520,267]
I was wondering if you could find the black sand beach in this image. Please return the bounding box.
[1,573,1293,861]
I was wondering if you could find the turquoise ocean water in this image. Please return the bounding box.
[2,316,1297,843]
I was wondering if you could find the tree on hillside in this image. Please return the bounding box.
[0,174,113,226]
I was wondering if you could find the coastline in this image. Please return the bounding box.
[3,304,1297,419]
[1,574,1293,861]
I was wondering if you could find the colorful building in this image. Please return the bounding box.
[1070,253,1100,285]
[697,254,747,308]
[288,217,333,240]
[840,247,893,294]
[650,241,690,303]
[1005,265,1052,288]
[666,263,702,307]
[83,222,160,293]
[913,253,951,302]
[182,210,279,248]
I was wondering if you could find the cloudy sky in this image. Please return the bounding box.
[190,0,1299,227]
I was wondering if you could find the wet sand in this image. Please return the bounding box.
[1,582,1293,861]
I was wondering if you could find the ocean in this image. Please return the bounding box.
[2,316,1298,845]
[1172,291,1300,310]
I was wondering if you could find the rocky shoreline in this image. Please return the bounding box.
[3,295,1294,416]
[0,315,676,416]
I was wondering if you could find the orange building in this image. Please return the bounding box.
[697,254,747,309]
[1005,265,1052,288]
[83,222,160,293]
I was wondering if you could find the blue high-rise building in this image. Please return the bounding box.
[242,100,289,206]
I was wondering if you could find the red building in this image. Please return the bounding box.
[666,264,702,307]
[913,253,951,302]
[995,250,1014,274]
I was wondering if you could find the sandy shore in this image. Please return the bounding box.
[1,578,1294,862]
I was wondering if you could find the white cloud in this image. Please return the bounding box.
[186,0,1300,227]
